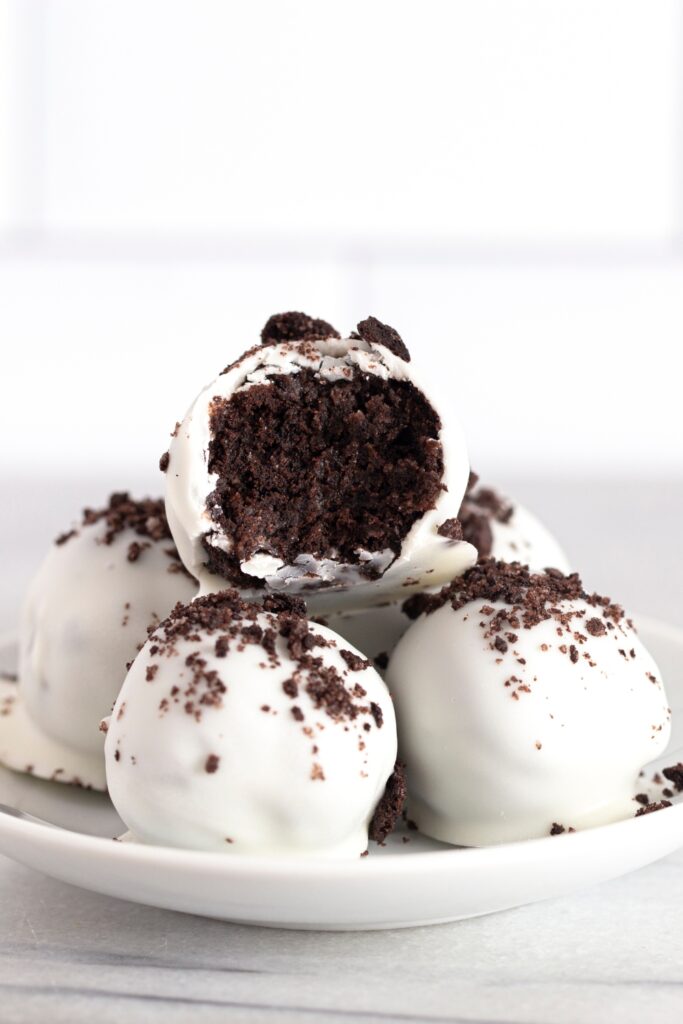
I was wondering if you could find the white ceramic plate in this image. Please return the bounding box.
[0,618,681,931]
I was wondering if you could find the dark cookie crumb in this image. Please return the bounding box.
[205,754,220,774]
[56,493,180,574]
[159,451,170,473]
[374,652,390,671]
[260,311,340,345]
[550,823,576,835]
[340,649,371,672]
[356,316,411,362]
[634,793,650,806]
[127,540,150,563]
[437,518,463,540]
[370,702,384,728]
[55,529,77,546]
[369,761,407,843]
[149,591,379,730]
[403,561,624,670]
[464,485,514,525]
[635,800,672,817]
[663,762,683,792]
[458,508,494,559]
[457,477,514,559]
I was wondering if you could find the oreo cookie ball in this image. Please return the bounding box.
[388,561,671,846]
[163,313,475,612]
[104,592,399,856]
[0,494,196,790]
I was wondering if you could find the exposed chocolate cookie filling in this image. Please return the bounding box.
[204,366,443,585]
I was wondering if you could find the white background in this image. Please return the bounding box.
[1,0,682,485]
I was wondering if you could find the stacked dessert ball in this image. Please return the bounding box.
[0,494,196,790]
[0,312,674,855]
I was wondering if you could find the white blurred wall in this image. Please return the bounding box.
[1,0,682,481]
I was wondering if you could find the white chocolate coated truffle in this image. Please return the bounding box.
[104,593,397,857]
[164,314,475,612]
[0,495,196,790]
[387,563,671,846]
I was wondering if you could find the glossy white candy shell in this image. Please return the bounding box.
[105,618,397,857]
[387,601,671,846]
[0,525,196,789]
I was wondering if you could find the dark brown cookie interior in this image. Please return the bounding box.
[203,366,443,585]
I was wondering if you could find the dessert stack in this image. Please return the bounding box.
[0,313,676,855]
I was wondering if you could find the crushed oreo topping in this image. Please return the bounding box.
[458,508,493,558]
[260,311,340,345]
[402,560,626,667]
[145,591,380,730]
[456,476,514,559]
[55,529,77,546]
[340,649,371,672]
[369,761,407,843]
[663,762,683,792]
[437,518,463,540]
[635,800,672,817]
[356,316,411,362]
[465,484,514,525]
[159,451,170,473]
[56,493,177,566]
[550,823,571,835]
[205,754,220,773]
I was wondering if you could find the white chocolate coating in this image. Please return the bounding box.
[387,594,671,846]
[319,603,411,669]
[165,333,476,612]
[105,613,397,857]
[0,520,196,790]
[477,499,570,573]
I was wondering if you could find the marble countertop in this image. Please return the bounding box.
[1,477,682,1024]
